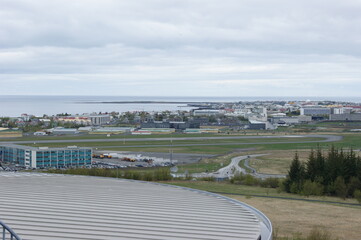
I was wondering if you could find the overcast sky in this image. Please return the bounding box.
[1,0,361,97]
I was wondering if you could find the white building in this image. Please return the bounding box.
[89,115,111,125]
[193,109,224,116]
[300,107,331,116]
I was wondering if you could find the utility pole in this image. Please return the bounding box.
[170,138,173,165]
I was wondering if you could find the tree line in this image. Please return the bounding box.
[285,146,361,199]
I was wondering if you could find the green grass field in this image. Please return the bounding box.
[97,134,360,154]
[0,133,234,141]
[166,180,361,206]
[19,136,324,150]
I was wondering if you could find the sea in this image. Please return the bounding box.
[0,95,361,117]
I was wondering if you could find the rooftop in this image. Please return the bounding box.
[0,144,91,151]
[0,173,272,240]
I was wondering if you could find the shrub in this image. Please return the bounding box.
[260,178,280,188]
[243,174,259,186]
[154,168,172,181]
[302,180,324,197]
[334,176,347,199]
[290,182,300,194]
[199,177,215,182]
[131,171,141,180]
[123,171,134,179]
[354,189,361,204]
[142,172,155,181]
[347,177,361,197]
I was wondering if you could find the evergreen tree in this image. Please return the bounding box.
[343,149,357,184]
[314,147,326,184]
[357,156,361,182]
[286,152,304,193]
[325,145,340,185]
[306,149,317,181]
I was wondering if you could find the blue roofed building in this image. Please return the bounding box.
[0,144,92,169]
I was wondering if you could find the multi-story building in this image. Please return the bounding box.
[329,113,361,121]
[89,115,111,125]
[300,107,331,116]
[56,116,91,125]
[141,120,195,130]
[0,144,92,169]
[55,114,111,126]
[193,109,224,116]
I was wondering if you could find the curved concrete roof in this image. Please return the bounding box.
[0,173,272,240]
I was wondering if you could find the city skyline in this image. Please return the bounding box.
[1,0,361,97]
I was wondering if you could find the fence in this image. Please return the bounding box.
[0,221,21,240]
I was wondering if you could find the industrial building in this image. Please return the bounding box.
[90,127,134,134]
[183,128,219,134]
[193,109,224,116]
[300,107,331,116]
[329,113,361,121]
[0,144,92,169]
[248,120,276,130]
[271,115,312,125]
[141,120,200,130]
[50,127,79,135]
[137,128,176,134]
[0,173,272,240]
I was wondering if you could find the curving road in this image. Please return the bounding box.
[212,154,267,178]
[187,154,287,179]
[189,154,269,179]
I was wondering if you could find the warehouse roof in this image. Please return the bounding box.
[0,173,272,240]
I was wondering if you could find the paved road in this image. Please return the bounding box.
[212,154,267,178]
[2,134,343,148]
[181,154,287,179]
[188,154,266,179]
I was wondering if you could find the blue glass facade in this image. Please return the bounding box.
[0,144,92,168]
[0,146,27,166]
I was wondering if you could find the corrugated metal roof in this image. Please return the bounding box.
[0,173,269,240]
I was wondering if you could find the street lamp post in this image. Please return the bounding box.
[170,138,173,165]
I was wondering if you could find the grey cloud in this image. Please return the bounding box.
[0,0,361,96]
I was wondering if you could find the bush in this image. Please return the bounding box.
[260,178,280,188]
[142,172,154,181]
[199,177,215,182]
[243,174,259,186]
[354,189,361,204]
[153,168,172,181]
[290,182,300,194]
[131,171,141,180]
[334,176,347,199]
[302,180,324,197]
[347,177,361,197]
[231,173,260,186]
